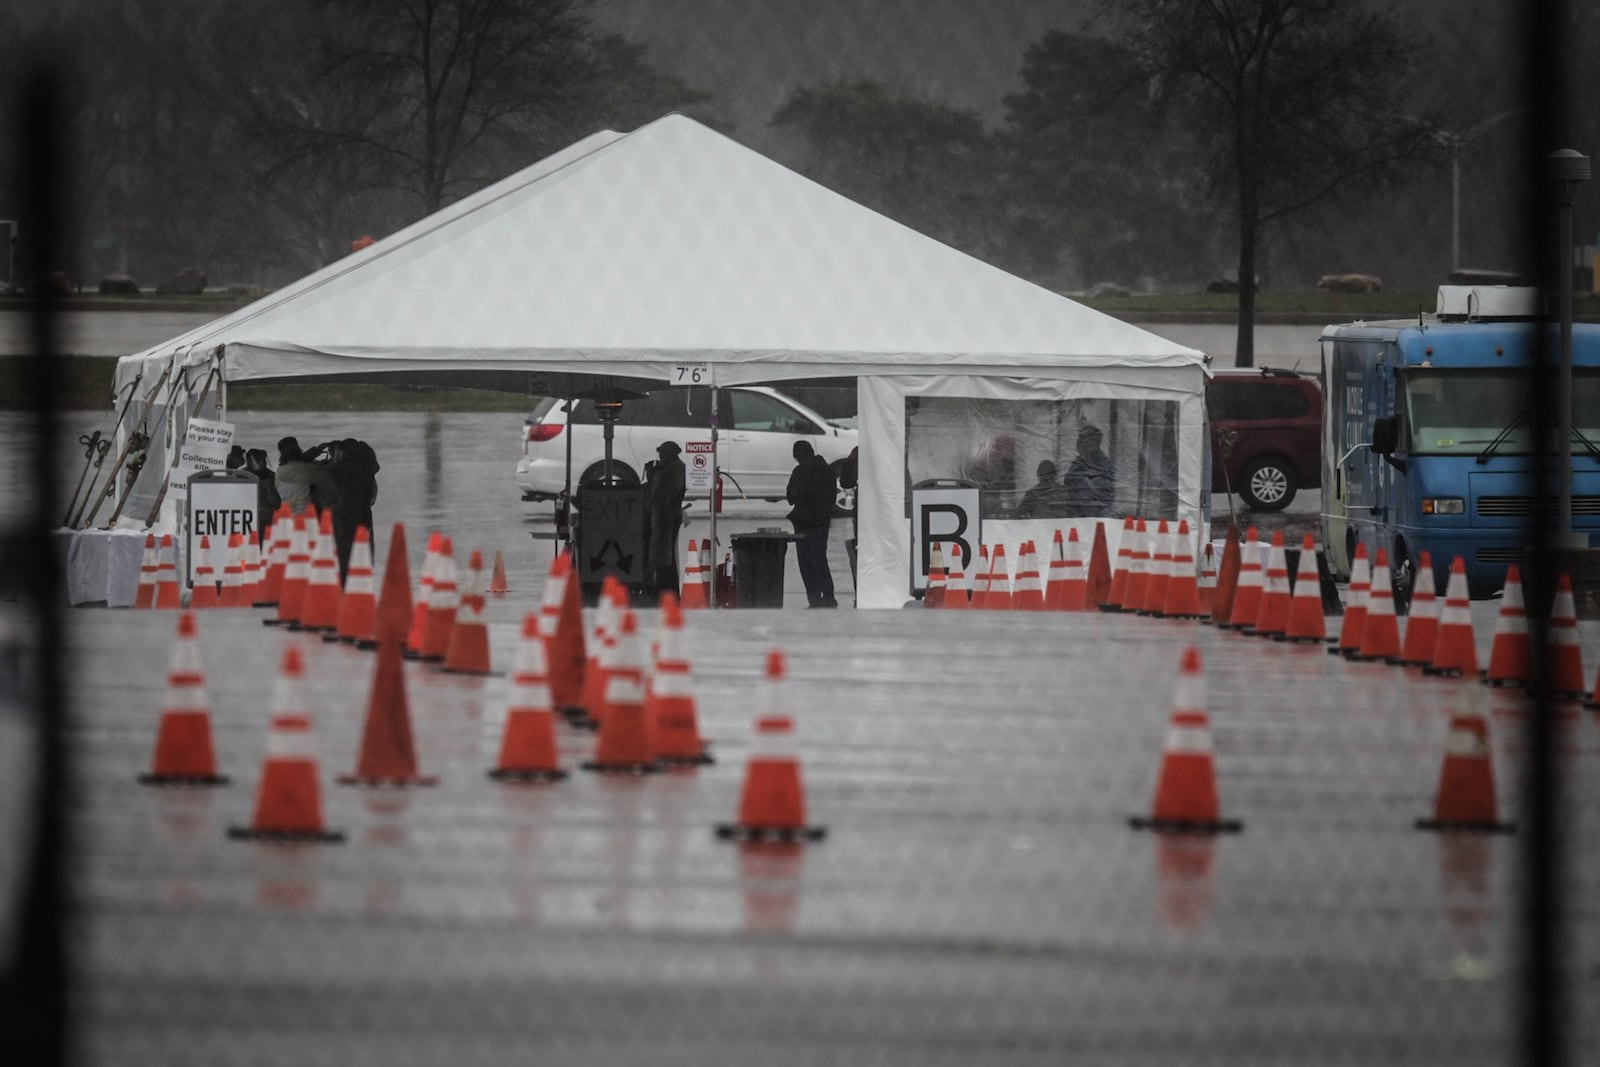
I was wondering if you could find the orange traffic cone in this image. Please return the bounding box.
[241,534,265,606]
[1224,526,1263,631]
[487,549,510,595]
[134,533,158,609]
[368,522,413,650]
[1252,531,1291,638]
[1332,542,1370,656]
[1129,647,1242,834]
[575,578,622,730]
[272,515,311,627]
[1209,524,1242,626]
[1414,713,1515,833]
[1197,541,1217,617]
[649,592,712,766]
[259,504,291,606]
[296,512,343,633]
[1545,574,1586,699]
[924,542,947,608]
[228,647,345,842]
[190,535,220,609]
[986,544,1013,609]
[335,525,378,646]
[1140,520,1173,615]
[680,538,708,609]
[715,650,827,842]
[405,531,442,658]
[1103,517,1135,611]
[1053,528,1088,611]
[1281,535,1327,644]
[1122,519,1152,612]
[1588,654,1600,710]
[1399,551,1439,666]
[971,544,992,610]
[1044,529,1069,610]
[1425,557,1479,678]
[339,630,439,788]
[943,541,971,609]
[1162,520,1204,619]
[1482,565,1533,687]
[1013,541,1045,610]
[584,610,659,774]
[217,533,245,608]
[154,533,181,609]
[139,612,228,785]
[419,537,459,662]
[1356,548,1403,662]
[540,551,588,718]
[1086,521,1113,609]
[443,548,492,674]
[488,614,568,781]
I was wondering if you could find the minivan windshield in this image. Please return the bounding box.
[1402,367,1600,455]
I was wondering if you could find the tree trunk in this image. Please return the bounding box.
[1234,142,1259,369]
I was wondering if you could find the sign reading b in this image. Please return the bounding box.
[908,483,980,594]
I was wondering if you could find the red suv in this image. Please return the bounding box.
[1207,369,1322,511]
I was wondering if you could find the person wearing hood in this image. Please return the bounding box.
[274,434,340,518]
[323,438,381,580]
[645,440,686,596]
[244,448,281,542]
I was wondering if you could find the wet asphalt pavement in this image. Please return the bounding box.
[13,411,1600,1065]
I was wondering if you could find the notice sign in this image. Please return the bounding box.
[185,469,260,586]
[908,482,981,594]
[167,416,235,501]
[684,441,714,492]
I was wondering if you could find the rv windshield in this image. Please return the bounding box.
[1403,368,1600,456]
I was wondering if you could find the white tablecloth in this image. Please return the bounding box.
[57,528,150,607]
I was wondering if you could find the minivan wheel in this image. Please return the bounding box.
[578,460,640,488]
[1240,456,1296,511]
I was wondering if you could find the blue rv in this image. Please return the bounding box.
[1320,285,1600,600]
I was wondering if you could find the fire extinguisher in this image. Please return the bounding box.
[714,473,724,514]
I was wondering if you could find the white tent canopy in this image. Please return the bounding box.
[111,112,1209,608]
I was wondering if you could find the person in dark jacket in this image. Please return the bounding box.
[1061,424,1114,517]
[244,448,280,543]
[322,438,381,581]
[645,440,686,597]
[275,435,340,517]
[786,440,837,607]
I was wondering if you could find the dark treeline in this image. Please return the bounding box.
[3,0,1597,355]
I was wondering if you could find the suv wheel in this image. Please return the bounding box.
[1240,456,1296,511]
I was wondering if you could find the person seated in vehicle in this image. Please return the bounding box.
[1060,424,1114,516]
[1017,459,1071,519]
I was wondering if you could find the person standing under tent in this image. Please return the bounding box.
[786,440,838,608]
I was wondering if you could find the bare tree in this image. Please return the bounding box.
[1115,0,1435,366]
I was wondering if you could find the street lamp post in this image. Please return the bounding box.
[1550,148,1590,542]
[1443,110,1523,274]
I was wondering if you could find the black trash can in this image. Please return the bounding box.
[731,531,794,608]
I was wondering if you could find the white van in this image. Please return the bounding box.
[515,385,859,513]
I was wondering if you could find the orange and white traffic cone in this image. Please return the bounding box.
[1545,574,1586,699]
[190,535,220,609]
[217,533,245,608]
[133,533,158,609]
[1121,520,1152,613]
[139,612,228,786]
[1162,520,1204,619]
[335,525,378,647]
[1103,517,1135,611]
[1281,535,1327,644]
[488,613,568,782]
[241,534,265,606]
[648,592,712,766]
[715,649,827,842]
[970,544,992,610]
[259,504,291,606]
[943,541,971,609]
[1223,526,1263,631]
[1053,528,1089,612]
[1399,552,1439,666]
[154,533,181,609]
[296,513,343,633]
[1414,713,1515,833]
[1209,525,1242,626]
[1196,541,1218,617]
[1013,541,1046,610]
[574,578,621,731]
[228,647,345,842]
[1044,529,1069,610]
[540,551,588,719]
[443,549,492,674]
[272,515,311,627]
[1356,548,1403,662]
[924,542,947,608]
[679,538,708,609]
[1129,647,1242,834]
[986,544,1013,610]
[584,610,659,774]
[1252,531,1292,639]
[1481,565,1533,687]
[1140,520,1173,616]
[419,537,459,662]
[1425,557,1479,678]
[404,531,443,658]
[1332,542,1370,656]
[488,549,510,595]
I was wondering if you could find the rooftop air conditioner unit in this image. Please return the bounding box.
[1435,285,1543,321]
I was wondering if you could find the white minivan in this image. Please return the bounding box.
[515,385,859,512]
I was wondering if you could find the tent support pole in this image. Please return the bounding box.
[708,378,719,609]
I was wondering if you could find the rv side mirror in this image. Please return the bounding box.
[1372,417,1398,455]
